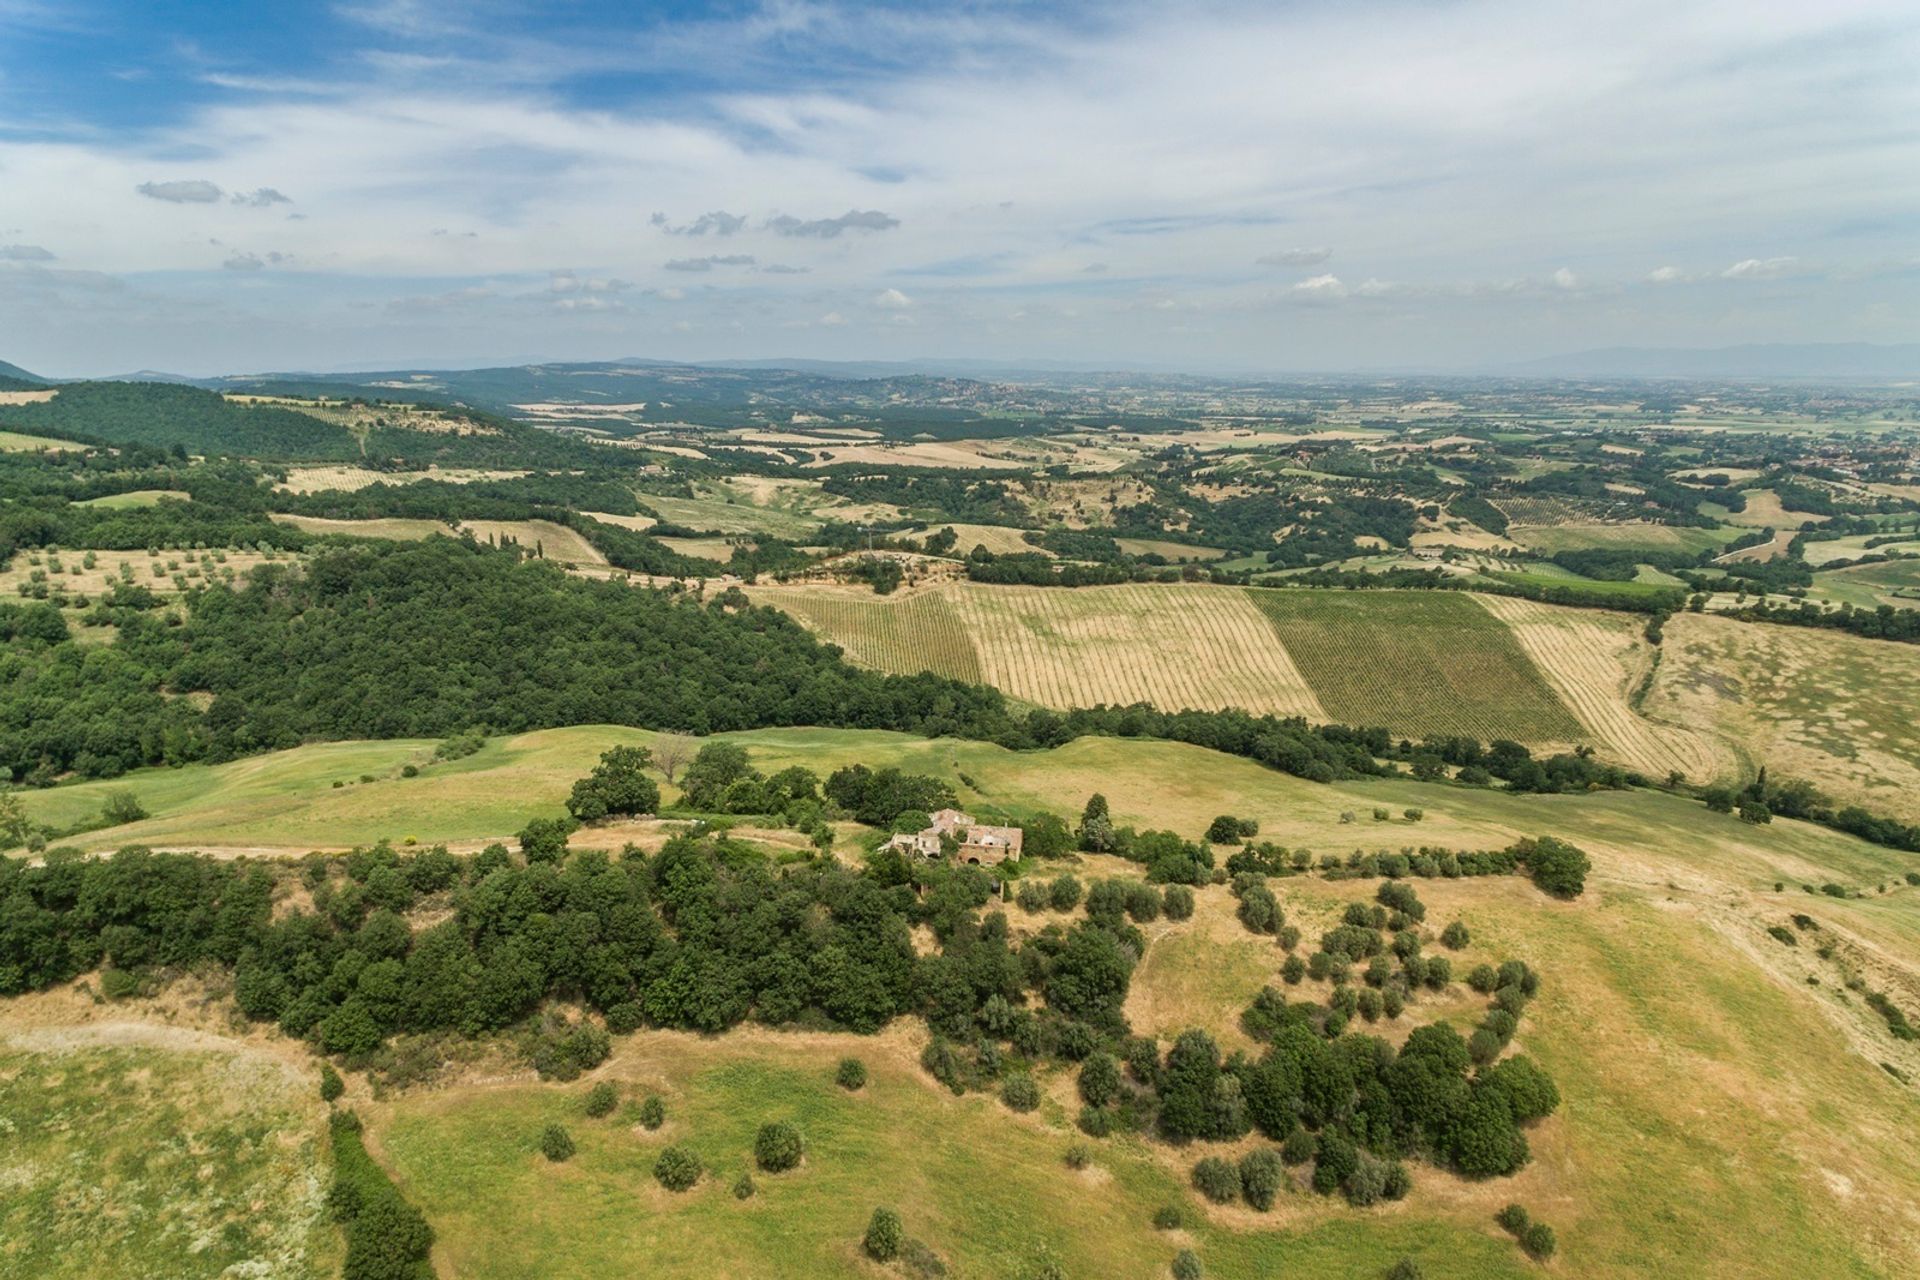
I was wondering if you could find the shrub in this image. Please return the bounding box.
[1281,1126,1316,1165]
[606,1001,644,1035]
[1162,884,1196,920]
[653,1145,701,1191]
[1520,1221,1557,1260]
[1172,1249,1203,1280]
[100,789,148,826]
[836,1057,868,1091]
[1441,920,1470,949]
[1017,881,1047,911]
[1192,1156,1241,1203]
[1496,1203,1530,1234]
[1049,875,1083,911]
[1282,954,1306,984]
[1767,925,1797,946]
[864,1207,904,1262]
[1001,1074,1040,1113]
[1153,1204,1183,1230]
[1077,1105,1114,1138]
[755,1121,804,1172]
[1386,1261,1425,1280]
[639,1095,665,1129]
[1079,1052,1121,1108]
[319,1063,345,1103]
[733,1171,756,1200]
[540,1124,575,1162]
[584,1081,617,1118]
[1239,1148,1283,1210]
[1467,963,1498,993]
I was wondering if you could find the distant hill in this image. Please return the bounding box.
[0,358,49,389]
[1511,342,1920,380]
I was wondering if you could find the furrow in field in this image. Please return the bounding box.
[1472,593,1729,781]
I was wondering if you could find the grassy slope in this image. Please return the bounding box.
[0,1038,340,1278]
[16,726,1920,1276]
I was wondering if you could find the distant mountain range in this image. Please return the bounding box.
[0,359,48,385]
[1508,342,1920,380]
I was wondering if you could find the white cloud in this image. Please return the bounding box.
[873,287,913,309]
[1,0,1913,370]
[1551,267,1579,290]
[1722,256,1800,279]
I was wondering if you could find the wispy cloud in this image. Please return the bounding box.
[651,211,746,236]
[136,179,223,204]
[1258,247,1331,267]
[766,209,898,238]
[664,254,756,272]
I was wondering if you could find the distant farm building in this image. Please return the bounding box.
[886,808,1024,866]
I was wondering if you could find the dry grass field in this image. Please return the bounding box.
[0,428,77,451]
[1719,488,1829,530]
[1644,613,1920,820]
[275,465,529,494]
[458,519,605,565]
[270,513,450,540]
[0,1018,340,1280]
[1475,594,1730,781]
[73,488,192,509]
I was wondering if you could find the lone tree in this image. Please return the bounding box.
[863,1207,903,1262]
[567,745,660,822]
[652,733,697,784]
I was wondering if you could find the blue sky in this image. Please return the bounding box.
[0,0,1915,376]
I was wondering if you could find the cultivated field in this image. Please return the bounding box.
[0,547,287,598]
[1508,522,1734,556]
[752,585,983,683]
[1644,613,1920,821]
[1474,594,1730,781]
[1247,589,1581,742]
[948,582,1325,717]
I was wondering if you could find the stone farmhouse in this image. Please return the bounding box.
[885,808,1024,866]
